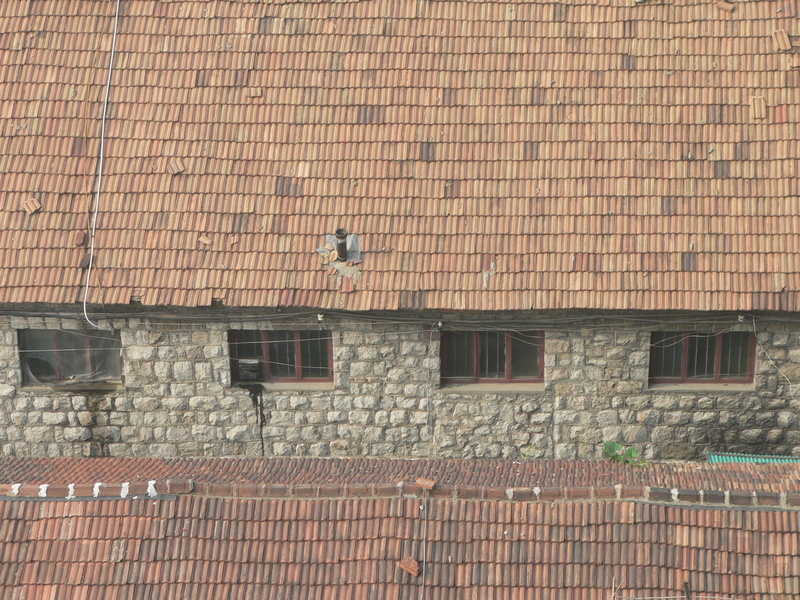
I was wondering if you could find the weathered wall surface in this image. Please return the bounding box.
[0,312,798,460]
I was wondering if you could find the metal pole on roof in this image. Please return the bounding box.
[682,581,692,600]
[82,0,122,328]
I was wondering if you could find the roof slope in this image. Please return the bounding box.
[1,458,799,599]
[2,0,800,311]
[3,456,800,491]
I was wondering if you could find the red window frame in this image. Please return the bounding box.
[228,330,333,384]
[440,330,544,384]
[649,331,756,384]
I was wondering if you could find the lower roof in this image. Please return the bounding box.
[1,458,799,599]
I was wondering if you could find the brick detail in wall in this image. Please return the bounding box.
[0,315,798,460]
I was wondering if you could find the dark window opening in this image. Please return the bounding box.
[649,331,755,384]
[441,330,544,383]
[18,329,122,387]
[229,330,332,384]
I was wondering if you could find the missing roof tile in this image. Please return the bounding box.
[713,160,731,179]
[524,141,539,160]
[283,18,307,35]
[706,105,723,124]
[330,53,345,71]
[715,1,735,12]
[71,137,84,157]
[661,196,677,215]
[357,105,384,124]
[553,3,569,21]
[233,70,249,88]
[232,213,250,234]
[195,71,209,88]
[733,142,749,161]
[623,20,637,38]
[786,70,800,87]
[681,252,698,271]
[621,55,637,71]
[420,142,435,162]
[257,16,274,34]
[588,71,604,88]
[275,176,302,197]
[441,88,458,106]
[529,87,546,105]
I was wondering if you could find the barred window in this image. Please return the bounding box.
[441,330,544,383]
[18,329,122,387]
[228,330,332,384]
[649,332,755,383]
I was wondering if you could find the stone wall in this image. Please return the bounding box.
[0,311,798,460]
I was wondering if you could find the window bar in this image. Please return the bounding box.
[505,332,513,380]
[680,333,689,380]
[326,332,334,381]
[747,334,757,381]
[713,333,724,383]
[228,331,238,382]
[294,331,303,380]
[266,331,272,381]
[472,331,480,382]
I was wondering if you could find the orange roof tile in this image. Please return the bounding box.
[2,0,800,311]
[0,458,799,599]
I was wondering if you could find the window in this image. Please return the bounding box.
[228,330,332,384]
[649,331,755,384]
[18,329,122,387]
[440,330,544,383]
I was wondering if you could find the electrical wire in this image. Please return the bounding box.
[82,0,123,329]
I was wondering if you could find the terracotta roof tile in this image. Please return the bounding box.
[3,1,800,310]
[1,457,799,598]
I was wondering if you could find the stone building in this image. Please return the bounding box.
[2,1,800,460]
[1,309,798,459]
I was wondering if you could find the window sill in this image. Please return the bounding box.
[648,382,755,393]
[439,382,545,394]
[21,382,122,393]
[235,382,335,392]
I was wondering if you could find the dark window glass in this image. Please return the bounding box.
[444,331,474,379]
[511,331,542,379]
[650,332,683,379]
[687,334,714,379]
[269,330,296,379]
[442,330,543,383]
[18,329,121,386]
[229,330,332,383]
[478,331,505,378]
[300,331,329,379]
[231,330,264,382]
[720,332,751,379]
[649,331,754,383]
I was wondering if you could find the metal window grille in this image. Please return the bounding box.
[649,331,755,383]
[229,330,333,384]
[441,330,543,383]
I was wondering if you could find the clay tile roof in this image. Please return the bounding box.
[2,1,800,311]
[1,458,800,598]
